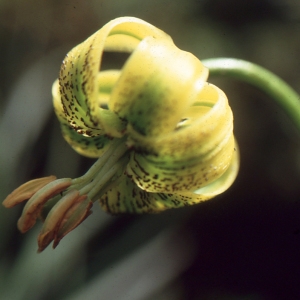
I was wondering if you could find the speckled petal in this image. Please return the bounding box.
[99,151,238,214]
[126,83,237,194]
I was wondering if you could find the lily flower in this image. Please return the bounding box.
[3,17,239,252]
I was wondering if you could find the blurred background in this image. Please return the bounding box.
[1,0,300,299]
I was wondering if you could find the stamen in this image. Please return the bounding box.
[53,197,93,249]
[17,178,72,233]
[38,138,129,213]
[37,190,87,252]
[70,137,128,194]
[86,154,129,200]
[3,175,57,208]
[78,140,129,199]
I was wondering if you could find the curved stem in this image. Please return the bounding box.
[203,58,300,132]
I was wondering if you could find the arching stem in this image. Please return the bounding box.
[203,58,300,132]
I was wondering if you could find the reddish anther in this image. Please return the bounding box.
[37,190,92,252]
[3,176,57,208]
[17,178,72,233]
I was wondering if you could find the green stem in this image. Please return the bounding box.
[203,58,300,132]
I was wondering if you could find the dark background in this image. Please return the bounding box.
[1,1,300,299]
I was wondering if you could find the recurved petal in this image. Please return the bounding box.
[52,71,126,158]
[110,36,208,136]
[192,141,239,198]
[56,17,169,140]
[98,171,213,214]
[60,123,116,158]
[99,172,170,214]
[99,142,238,214]
[126,83,236,194]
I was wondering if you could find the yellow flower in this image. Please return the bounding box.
[3,17,239,251]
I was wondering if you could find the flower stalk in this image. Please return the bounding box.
[203,58,300,132]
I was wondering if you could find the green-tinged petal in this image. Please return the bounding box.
[55,17,170,140]
[193,141,239,197]
[52,73,121,158]
[95,70,127,137]
[109,36,208,136]
[99,147,238,214]
[99,172,178,214]
[126,83,236,193]
[59,123,114,158]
